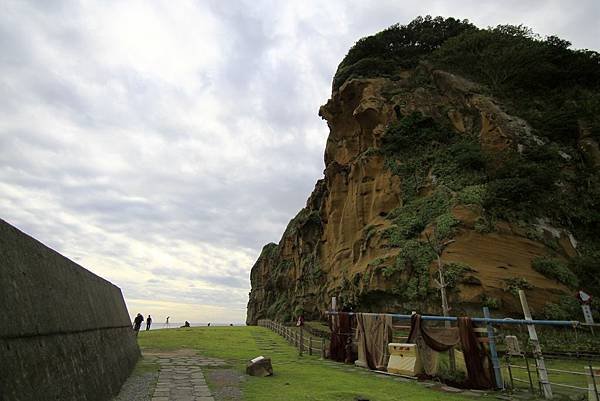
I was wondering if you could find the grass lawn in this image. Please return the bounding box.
[502,355,595,398]
[138,326,493,401]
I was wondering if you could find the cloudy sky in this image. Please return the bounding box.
[2,0,599,324]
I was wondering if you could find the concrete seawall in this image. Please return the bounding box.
[0,219,140,401]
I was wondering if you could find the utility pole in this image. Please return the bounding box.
[427,233,456,371]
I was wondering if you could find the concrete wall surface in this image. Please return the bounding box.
[0,219,140,401]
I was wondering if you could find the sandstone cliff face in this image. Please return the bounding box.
[246,66,578,325]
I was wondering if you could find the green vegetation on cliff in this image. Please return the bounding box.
[248,16,600,325]
[336,17,600,143]
[334,16,476,90]
[337,16,600,302]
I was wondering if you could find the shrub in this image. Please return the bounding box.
[396,240,436,300]
[431,24,600,145]
[483,150,560,218]
[504,277,534,296]
[448,141,486,170]
[541,296,580,320]
[443,262,471,289]
[363,224,377,243]
[382,112,450,155]
[458,184,487,205]
[393,209,426,239]
[334,16,476,90]
[274,259,293,273]
[386,188,453,244]
[437,359,467,384]
[481,294,501,309]
[368,258,384,267]
[435,213,460,240]
[532,256,579,288]
[570,246,600,296]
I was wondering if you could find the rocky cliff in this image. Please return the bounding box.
[247,17,600,324]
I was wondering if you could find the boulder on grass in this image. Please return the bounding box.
[246,356,273,377]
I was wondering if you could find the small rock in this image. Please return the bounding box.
[246,357,273,377]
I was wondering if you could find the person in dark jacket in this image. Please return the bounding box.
[146,315,152,331]
[133,313,144,336]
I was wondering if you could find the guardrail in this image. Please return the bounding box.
[257,319,329,358]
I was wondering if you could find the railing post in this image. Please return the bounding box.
[483,306,503,389]
[309,337,312,356]
[589,364,599,401]
[299,326,304,357]
[524,355,534,394]
[321,337,325,359]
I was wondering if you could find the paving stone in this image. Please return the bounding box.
[152,355,216,401]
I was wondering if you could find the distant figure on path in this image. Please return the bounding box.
[146,315,152,331]
[165,316,170,328]
[180,321,190,328]
[133,313,144,336]
[207,322,211,327]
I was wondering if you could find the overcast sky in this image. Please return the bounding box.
[2,0,599,325]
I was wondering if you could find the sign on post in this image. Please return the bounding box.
[583,305,595,325]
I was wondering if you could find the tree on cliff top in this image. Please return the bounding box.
[334,16,600,145]
[334,16,475,89]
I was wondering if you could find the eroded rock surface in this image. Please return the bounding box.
[246,67,580,324]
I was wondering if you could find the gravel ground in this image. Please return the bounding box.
[111,369,158,401]
[205,368,244,401]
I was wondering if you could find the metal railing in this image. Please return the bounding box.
[503,347,600,400]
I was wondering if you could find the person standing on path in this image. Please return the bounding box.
[146,315,152,331]
[133,313,144,336]
[165,316,170,328]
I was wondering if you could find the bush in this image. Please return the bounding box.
[569,247,600,296]
[437,359,467,384]
[481,294,501,309]
[504,277,534,296]
[483,150,560,218]
[387,188,453,243]
[458,184,487,205]
[334,16,476,90]
[382,112,450,155]
[396,240,436,300]
[435,212,459,240]
[431,25,600,145]
[532,256,579,288]
[448,141,486,170]
[443,262,471,289]
[541,296,580,320]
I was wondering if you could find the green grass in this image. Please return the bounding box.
[138,326,490,401]
[503,356,595,398]
[131,355,160,375]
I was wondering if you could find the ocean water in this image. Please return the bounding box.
[138,322,246,330]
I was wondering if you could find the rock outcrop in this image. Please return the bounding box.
[246,63,592,325]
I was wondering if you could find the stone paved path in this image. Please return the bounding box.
[151,354,227,401]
